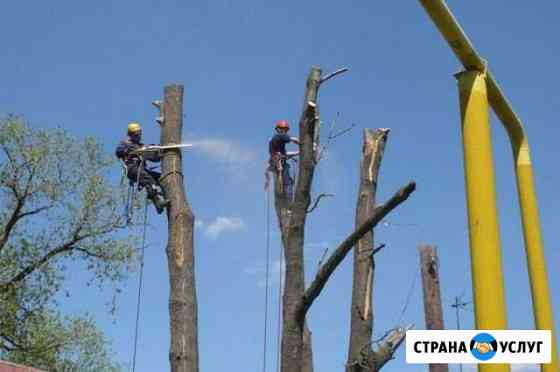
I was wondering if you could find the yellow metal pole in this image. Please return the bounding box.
[456,70,509,372]
[418,1,558,370]
[513,141,559,372]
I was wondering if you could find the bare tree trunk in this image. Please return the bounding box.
[346,129,389,372]
[419,245,448,372]
[160,84,199,372]
[277,66,322,372]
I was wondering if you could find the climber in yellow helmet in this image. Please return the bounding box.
[115,122,170,214]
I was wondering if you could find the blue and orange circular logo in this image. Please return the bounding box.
[470,333,498,361]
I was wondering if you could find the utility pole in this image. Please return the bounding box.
[451,296,471,372]
[419,245,449,372]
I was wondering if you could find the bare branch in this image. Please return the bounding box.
[358,243,387,261]
[329,123,356,140]
[299,181,416,318]
[317,247,329,269]
[372,243,386,256]
[19,205,52,219]
[315,115,356,163]
[306,193,335,213]
[319,67,349,85]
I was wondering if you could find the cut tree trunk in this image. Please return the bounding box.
[346,128,389,372]
[160,84,199,372]
[277,66,322,372]
[419,245,449,372]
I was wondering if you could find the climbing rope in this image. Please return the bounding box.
[276,232,284,372]
[396,270,419,324]
[123,157,145,225]
[132,197,149,372]
[262,187,272,372]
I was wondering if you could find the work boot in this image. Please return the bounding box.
[152,194,170,214]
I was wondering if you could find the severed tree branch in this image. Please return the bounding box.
[298,181,416,318]
[307,193,335,213]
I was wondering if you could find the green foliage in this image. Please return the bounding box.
[5,312,121,372]
[0,116,137,370]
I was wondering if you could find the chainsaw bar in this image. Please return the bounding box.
[136,144,193,153]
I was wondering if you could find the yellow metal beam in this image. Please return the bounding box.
[418,1,558,371]
[456,70,509,372]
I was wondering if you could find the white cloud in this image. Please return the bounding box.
[245,259,286,288]
[197,216,245,239]
[306,241,330,250]
[189,137,257,169]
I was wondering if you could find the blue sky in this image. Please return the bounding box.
[1,1,558,371]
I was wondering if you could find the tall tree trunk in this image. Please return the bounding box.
[161,84,199,372]
[346,129,389,372]
[272,66,321,372]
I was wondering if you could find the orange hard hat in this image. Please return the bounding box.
[275,120,290,130]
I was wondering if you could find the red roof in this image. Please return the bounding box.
[0,361,45,372]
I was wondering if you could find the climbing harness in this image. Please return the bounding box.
[132,197,149,372]
[122,157,145,225]
[267,154,297,200]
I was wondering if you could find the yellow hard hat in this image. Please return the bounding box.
[127,122,142,134]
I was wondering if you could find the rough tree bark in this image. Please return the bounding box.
[160,84,199,372]
[346,128,389,372]
[273,67,416,372]
[419,245,448,372]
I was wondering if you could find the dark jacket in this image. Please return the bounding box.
[269,133,291,157]
[115,138,161,168]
